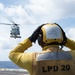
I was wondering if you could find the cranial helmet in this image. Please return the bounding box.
[38,23,66,47]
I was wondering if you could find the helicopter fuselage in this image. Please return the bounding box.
[10,25,21,38]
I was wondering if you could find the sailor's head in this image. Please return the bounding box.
[37,23,65,47]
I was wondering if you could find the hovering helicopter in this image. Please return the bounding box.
[0,20,21,39]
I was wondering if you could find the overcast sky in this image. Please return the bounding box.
[0,0,75,61]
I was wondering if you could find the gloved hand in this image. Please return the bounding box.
[29,25,43,43]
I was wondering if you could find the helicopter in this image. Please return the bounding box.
[0,21,21,39]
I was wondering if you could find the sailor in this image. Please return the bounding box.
[9,23,75,75]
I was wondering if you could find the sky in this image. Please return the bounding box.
[0,0,75,61]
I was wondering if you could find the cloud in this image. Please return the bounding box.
[0,3,36,25]
[25,0,75,23]
[0,37,22,50]
[1,0,75,25]
[0,3,4,10]
[66,27,75,40]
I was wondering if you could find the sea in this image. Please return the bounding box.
[0,61,20,69]
[0,61,27,72]
[0,61,29,75]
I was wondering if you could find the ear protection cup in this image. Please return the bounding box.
[38,30,43,46]
[38,35,41,45]
[37,29,46,47]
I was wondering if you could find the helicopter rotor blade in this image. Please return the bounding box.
[0,23,20,26]
[0,23,15,25]
[0,17,20,26]
[7,18,20,25]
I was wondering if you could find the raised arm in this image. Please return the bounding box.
[65,38,75,50]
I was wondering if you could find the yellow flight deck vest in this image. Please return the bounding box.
[9,38,75,75]
[32,51,75,75]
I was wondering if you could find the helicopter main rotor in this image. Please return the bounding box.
[0,23,19,26]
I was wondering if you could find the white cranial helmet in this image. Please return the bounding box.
[41,23,64,44]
